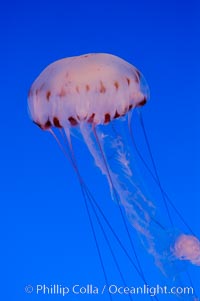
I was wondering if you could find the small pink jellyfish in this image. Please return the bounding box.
[28,53,199,300]
[173,234,200,266]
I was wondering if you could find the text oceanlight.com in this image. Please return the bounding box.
[24,284,195,297]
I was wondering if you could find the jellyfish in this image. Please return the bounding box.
[28,53,199,300]
[173,235,200,266]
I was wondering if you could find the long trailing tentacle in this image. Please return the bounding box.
[90,124,159,299]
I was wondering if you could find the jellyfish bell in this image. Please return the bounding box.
[28,53,149,130]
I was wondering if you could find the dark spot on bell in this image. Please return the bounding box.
[114,81,119,90]
[137,97,147,107]
[53,117,62,128]
[104,113,111,123]
[99,81,106,93]
[33,119,52,130]
[86,84,90,92]
[44,119,52,129]
[46,91,51,101]
[129,104,133,110]
[68,116,78,126]
[126,78,130,86]
[114,111,120,119]
[88,113,95,123]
